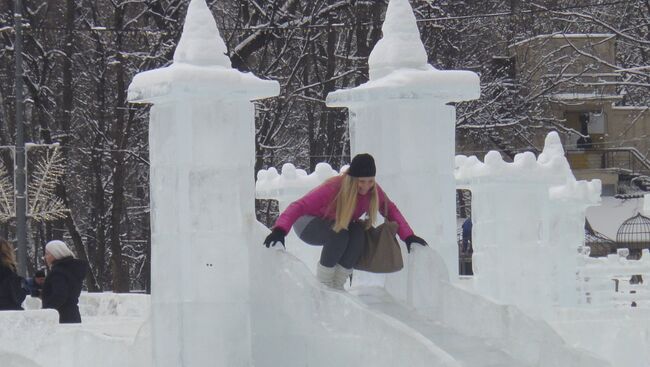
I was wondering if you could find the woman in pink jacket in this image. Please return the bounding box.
[263,153,428,290]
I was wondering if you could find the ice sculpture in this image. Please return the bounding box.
[127,0,279,365]
[455,132,602,315]
[326,0,480,282]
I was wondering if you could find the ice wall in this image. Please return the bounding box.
[327,0,480,286]
[128,0,279,366]
[0,294,151,367]
[455,132,602,315]
[578,249,650,307]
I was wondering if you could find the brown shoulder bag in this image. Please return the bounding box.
[354,198,404,273]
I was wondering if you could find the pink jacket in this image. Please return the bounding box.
[274,176,414,240]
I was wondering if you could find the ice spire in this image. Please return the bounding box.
[173,0,231,67]
[538,131,565,164]
[368,0,431,80]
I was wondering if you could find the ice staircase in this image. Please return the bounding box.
[251,223,609,367]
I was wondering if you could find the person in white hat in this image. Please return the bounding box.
[42,240,87,323]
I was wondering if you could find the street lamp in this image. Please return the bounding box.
[14,0,27,277]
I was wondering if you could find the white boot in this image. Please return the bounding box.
[316,263,336,288]
[332,264,353,291]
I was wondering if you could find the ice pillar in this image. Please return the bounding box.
[127,1,279,366]
[326,0,480,281]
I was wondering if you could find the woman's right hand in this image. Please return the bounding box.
[263,228,286,248]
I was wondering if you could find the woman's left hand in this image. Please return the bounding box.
[405,235,428,253]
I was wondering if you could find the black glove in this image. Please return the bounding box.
[263,228,286,248]
[405,235,428,254]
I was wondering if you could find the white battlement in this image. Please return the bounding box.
[255,162,342,203]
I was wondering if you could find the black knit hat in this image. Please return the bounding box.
[348,153,376,177]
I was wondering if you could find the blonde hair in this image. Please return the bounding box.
[0,237,17,273]
[332,173,379,232]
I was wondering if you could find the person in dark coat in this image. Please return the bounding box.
[24,269,46,298]
[461,217,473,254]
[0,237,27,310]
[42,240,87,323]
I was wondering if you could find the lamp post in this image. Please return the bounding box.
[14,0,27,277]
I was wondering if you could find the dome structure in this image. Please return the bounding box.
[616,212,650,251]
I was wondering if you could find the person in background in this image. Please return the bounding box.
[25,269,46,298]
[0,237,27,310]
[263,153,428,290]
[42,240,87,323]
[461,217,473,254]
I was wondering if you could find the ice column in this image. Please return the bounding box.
[455,133,601,315]
[127,0,279,366]
[326,0,480,281]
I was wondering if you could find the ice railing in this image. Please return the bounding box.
[578,248,650,308]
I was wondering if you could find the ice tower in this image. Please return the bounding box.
[455,132,602,315]
[127,0,279,366]
[326,0,480,280]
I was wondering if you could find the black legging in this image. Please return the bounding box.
[293,215,364,269]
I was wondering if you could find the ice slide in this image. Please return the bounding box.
[250,223,609,367]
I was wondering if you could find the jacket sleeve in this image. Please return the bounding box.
[274,179,339,234]
[44,274,69,310]
[377,185,414,241]
[9,275,27,306]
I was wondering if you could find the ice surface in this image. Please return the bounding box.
[551,308,650,367]
[249,223,463,367]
